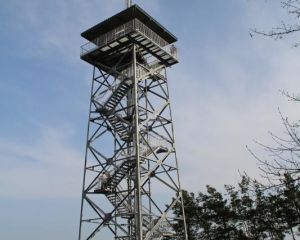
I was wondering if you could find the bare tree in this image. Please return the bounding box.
[249,0,300,188]
[252,0,300,47]
[247,95,300,189]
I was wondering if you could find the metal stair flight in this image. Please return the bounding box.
[97,79,132,141]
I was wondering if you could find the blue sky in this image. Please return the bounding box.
[1,0,300,239]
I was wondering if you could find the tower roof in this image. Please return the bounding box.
[81,4,177,44]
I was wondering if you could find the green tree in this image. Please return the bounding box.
[173,190,199,240]
[197,186,240,239]
[173,174,300,239]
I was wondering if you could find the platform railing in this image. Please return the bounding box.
[134,19,168,47]
[134,19,178,59]
[80,20,135,56]
[80,19,177,60]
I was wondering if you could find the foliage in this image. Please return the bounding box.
[174,174,300,239]
[173,96,300,239]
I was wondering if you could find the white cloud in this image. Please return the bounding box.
[6,0,124,61]
[166,0,300,192]
[172,29,300,192]
[3,0,300,197]
[0,126,83,198]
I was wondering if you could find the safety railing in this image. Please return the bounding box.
[80,19,178,60]
[134,19,168,47]
[115,133,169,159]
[139,133,169,157]
[80,20,135,56]
[134,19,178,59]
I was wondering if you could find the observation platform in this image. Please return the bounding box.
[80,5,178,71]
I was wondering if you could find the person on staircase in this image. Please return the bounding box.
[99,170,111,191]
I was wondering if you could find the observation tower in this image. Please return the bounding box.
[78,3,188,240]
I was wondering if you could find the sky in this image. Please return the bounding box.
[1,0,300,239]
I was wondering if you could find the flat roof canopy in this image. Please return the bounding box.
[81,4,177,44]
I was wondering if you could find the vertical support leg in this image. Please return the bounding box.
[133,44,143,240]
[78,67,96,240]
[165,69,188,240]
[165,68,188,240]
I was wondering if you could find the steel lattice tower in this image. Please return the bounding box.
[78,4,188,240]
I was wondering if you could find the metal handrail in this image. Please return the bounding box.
[80,19,178,60]
[80,20,135,56]
[134,19,168,47]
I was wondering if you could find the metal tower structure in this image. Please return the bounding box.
[79,4,188,240]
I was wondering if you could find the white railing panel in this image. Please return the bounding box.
[81,19,178,60]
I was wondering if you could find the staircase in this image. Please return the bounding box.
[106,187,132,217]
[95,137,169,229]
[105,187,155,222]
[103,140,168,191]
[97,79,132,141]
[107,114,130,141]
[104,157,135,190]
[105,188,159,240]
[103,185,157,236]
[104,80,132,111]
[96,62,165,142]
[93,65,172,239]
